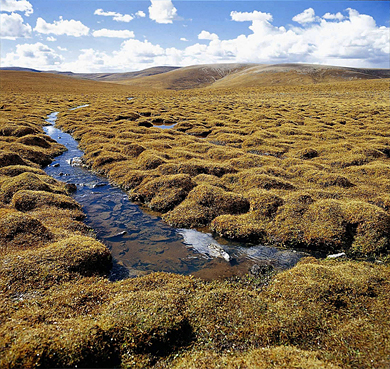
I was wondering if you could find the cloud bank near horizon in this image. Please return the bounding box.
[1,0,389,72]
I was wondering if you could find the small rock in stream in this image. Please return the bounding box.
[250,263,274,276]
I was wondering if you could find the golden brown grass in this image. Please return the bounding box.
[0,70,389,368]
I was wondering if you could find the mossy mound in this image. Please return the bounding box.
[0,124,39,137]
[211,212,267,241]
[16,134,51,148]
[0,236,111,293]
[101,291,193,359]
[164,184,250,227]
[12,190,81,212]
[137,150,167,170]
[0,151,31,168]
[121,143,146,157]
[170,347,340,369]
[0,172,66,203]
[131,174,196,212]
[0,208,53,250]
[0,165,45,177]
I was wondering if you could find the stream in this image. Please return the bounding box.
[43,109,309,280]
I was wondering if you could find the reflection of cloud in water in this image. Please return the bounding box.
[178,228,308,268]
[69,104,89,111]
[178,229,234,261]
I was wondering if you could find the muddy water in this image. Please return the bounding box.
[44,110,309,280]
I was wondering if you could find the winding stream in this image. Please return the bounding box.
[44,109,309,280]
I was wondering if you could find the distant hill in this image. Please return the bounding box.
[50,66,180,82]
[209,64,390,89]
[1,63,389,90]
[0,67,42,73]
[0,66,180,82]
[0,70,134,94]
[115,63,390,90]
[115,64,253,89]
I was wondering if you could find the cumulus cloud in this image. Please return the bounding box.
[4,7,388,72]
[292,8,319,24]
[2,42,63,69]
[57,46,67,51]
[0,0,33,16]
[230,10,273,23]
[0,12,32,39]
[92,29,135,38]
[94,9,133,22]
[180,37,188,42]
[46,36,56,42]
[34,16,90,37]
[148,0,178,24]
[198,30,218,41]
[323,12,345,21]
[135,11,146,18]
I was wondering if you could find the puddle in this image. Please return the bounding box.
[69,104,89,111]
[153,123,177,129]
[43,112,309,280]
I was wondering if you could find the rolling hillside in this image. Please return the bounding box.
[115,63,252,89]
[115,63,390,90]
[2,63,389,91]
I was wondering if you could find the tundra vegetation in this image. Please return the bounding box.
[0,70,389,368]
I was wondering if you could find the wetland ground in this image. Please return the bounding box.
[0,70,389,368]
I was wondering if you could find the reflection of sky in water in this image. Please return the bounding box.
[43,111,309,279]
[69,104,89,111]
[153,123,177,129]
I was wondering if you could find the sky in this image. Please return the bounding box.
[1,0,389,73]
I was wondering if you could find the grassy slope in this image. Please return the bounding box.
[115,63,252,90]
[114,63,390,90]
[0,71,389,368]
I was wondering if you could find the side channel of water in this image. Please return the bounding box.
[44,110,309,280]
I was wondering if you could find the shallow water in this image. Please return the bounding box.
[44,112,309,280]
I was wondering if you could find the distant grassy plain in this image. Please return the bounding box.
[0,70,389,368]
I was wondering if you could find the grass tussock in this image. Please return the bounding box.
[164,184,250,227]
[1,71,389,368]
[0,208,53,250]
[0,235,111,294]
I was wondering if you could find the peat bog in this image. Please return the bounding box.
[0,70,389,368]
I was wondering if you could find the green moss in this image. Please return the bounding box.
[12,190,81,212]
[0,208,53,250]
[0,236,111,294]
[131,174,196,212]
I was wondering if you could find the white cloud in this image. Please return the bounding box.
[94,8,133,23]
[2,42,63,69]
[323,12,345,21]
[230,10,272,22]
[148,0,178,24]
[46,36,56,42]
[198,30,218,41]
[4,7,388,73]
[92,29,135,38]
[0,12,31,39]
[292,8,319,24]
[180,37,188,42]
[0,0,33,16]
[34,16,90,37]
[135,11,146,18]
[57,46,67,51]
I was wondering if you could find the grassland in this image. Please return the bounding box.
[0,70,389,368]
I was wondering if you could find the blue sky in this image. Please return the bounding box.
[1,0,389,72]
